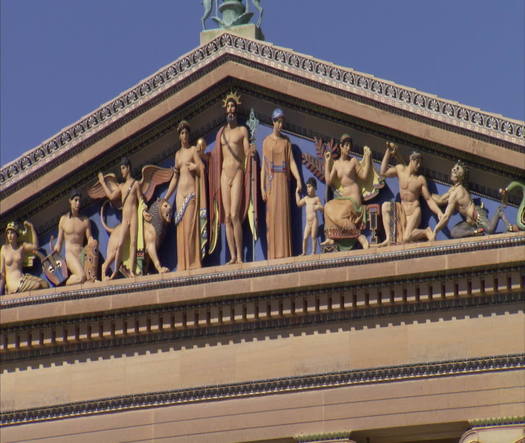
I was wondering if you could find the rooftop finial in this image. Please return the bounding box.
[201,0,264,44]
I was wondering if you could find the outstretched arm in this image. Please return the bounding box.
[421,177,444,218]
[295,190,305,207]
[432,188,451,206]
[434,193,457,234]
[289,143,302,193]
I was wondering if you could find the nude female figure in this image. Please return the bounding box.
[1,221,49,294]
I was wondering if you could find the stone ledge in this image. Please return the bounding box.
[0,233,523,325]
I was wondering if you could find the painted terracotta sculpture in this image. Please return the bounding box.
[208,91,255,264]
[379,142,443,245]
[320,134,375,250]
[261,108,302,259]
[165,121,208,271]
[53,190,98,285]
[432,161,503,238]
[296,177,323,255]
[0,221,49,294]
[500,180,525,231]
[88,157,173,279]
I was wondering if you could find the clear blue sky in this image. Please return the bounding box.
[1,0,524,166]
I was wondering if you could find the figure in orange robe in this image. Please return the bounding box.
[261,108,302,259]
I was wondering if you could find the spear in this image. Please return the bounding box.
[246,108,259,261]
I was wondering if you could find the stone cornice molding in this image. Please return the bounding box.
[1,32,523,196]
[1,233,523,310]
[1,353,523,426]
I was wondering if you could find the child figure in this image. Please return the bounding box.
[296,177,324,255]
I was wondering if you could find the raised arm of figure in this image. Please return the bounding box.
[22,221,39,253]
[434,192,457,234]
[380,143,398,178]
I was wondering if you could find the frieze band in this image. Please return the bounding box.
[1,353,523,426]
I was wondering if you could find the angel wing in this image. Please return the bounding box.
[302,152,325,182]
[139,165,174,202]
[87,173,119,201]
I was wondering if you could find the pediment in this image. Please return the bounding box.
[0,32,523,282]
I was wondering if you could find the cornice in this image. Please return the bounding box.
[1,353,523,426]
[1,233,523,310]
[1,32,523,196]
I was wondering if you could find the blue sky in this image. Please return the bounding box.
[1,0,524,165]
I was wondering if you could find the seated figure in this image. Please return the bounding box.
[1,221,49,294]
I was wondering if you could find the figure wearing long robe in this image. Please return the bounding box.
[262,134,293,259]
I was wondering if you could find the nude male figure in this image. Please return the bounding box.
[296,177,323,255]
[432,161,501,238]
[210,92,254,264]
[53,190,97,285]
[379,142,443,246]
[98,157,146,279]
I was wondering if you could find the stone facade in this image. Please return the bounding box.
[1,32,524,442]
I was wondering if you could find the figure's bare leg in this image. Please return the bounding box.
[230,170,244,264]
[221,174,236,264]
[486,206,504,234]
[357,234,369,249]
[65,251,86,285]
[128,215,138,277]
[403,210,423,243]
[113,225,128,279]
[378,202,393,247]
[302,224,311,255]
[311,219,319,254]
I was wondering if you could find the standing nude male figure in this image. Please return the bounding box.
[209,92,254,264]
[379,142,443,245]
[53,190,97,285]
[296,177,323,255]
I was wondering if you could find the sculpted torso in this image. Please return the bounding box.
[119,180,139,225]
[175,146,200,202]
[333,157,361,203]
[451,185,476,222]
[221,125,247,178]
[1,244,24,291]
[397,166,424,215]
[60,215,90,255]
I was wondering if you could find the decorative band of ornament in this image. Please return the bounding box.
[1,234,523,309]
[295,432,352,443]
[1,353,523,426]
[2,291,522,363]
[469,416,525,427]
[1,32,523,191]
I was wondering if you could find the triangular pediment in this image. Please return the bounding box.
[0,32,523,279]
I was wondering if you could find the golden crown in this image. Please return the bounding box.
[222,90,241,108]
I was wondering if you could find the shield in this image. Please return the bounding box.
[41,251,69,286]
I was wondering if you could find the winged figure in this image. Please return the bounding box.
[88,159,173,280]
